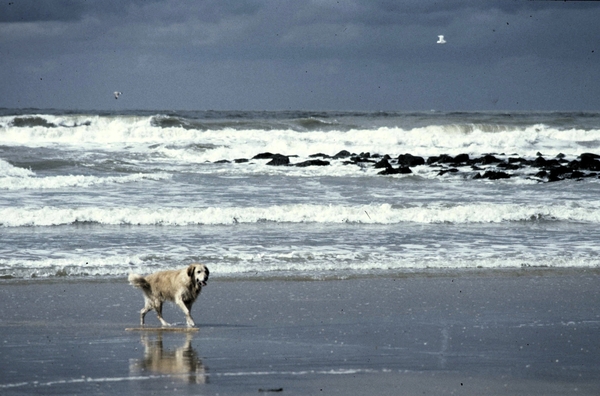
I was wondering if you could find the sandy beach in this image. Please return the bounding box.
[1,270,599,395]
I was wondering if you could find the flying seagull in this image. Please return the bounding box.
[114,91,122,100]
[437,35,446,44]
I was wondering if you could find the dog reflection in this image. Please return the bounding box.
[130,333,207,384]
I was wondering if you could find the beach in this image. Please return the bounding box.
[1,270,599,395]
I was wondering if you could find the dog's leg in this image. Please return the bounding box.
[155,302,171,327]
[175,298,196,327]
[140,301,153,326]
[185,301,196,327]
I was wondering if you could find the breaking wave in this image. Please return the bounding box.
[2,112,600,161]
[1,203,598,227]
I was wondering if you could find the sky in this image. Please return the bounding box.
[0,0,599,111]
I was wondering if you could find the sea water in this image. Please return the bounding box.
[1,110,599,280]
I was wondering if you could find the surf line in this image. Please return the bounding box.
[125,327,199,332]
[0,375,169,389]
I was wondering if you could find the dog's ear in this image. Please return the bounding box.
[205,266,210,279]
[187,264,196,278]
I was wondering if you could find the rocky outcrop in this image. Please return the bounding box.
[294,159,330,167]
[473,170,511,180]
[378,166,412,175]
[266,154,290,166]
[220,150,600,182]
[397,154,425,167]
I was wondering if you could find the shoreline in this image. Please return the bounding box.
[1,271,599,395]
[2,265,599,285]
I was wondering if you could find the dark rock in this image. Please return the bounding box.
[508,157,527,164]
[374,158,392,169]
[547,173,562,183]
[477,170,511,180]
[549,166,570,178]
[534,168,587,183]
[579,153,600,171]
[438,168,459,176]
[266,155,290,166]
[333,150,352,159]
[534,167,568,182]
[453,153,470,164]
[545,159,562,167]
[497,162,520,170]
[533,157,547,167]
[580,152,600,160]
[569,170,586,179]
[378,166,412,175]
[214,159,230,164]
[309,153,331,159]
[486,171,510,180]
[436,154,455,164]
[426,155,440,165]
[294,159,330,167]
[398,154,425,167]
[476,154,502,165]
[253,152,276,160]
[428,153,469,165]
[234,158,249,163]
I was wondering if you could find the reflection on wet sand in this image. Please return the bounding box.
[130,333,207,384]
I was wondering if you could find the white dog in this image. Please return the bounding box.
[128,264,209,327]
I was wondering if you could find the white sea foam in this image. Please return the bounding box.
[0,158,34,177]
[1,202,598,227]
[2,112,600,280]
[0,375,167,390]
[2,114,600,161]
[0,172,171,190]
[2,251,599,280]
[0,368,406,390]
[0,255,145,279]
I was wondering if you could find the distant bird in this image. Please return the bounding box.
[114,91,122,100]
[437,35,446,44]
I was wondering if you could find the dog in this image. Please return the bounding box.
[128,264,209,327]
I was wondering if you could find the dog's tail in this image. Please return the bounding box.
[128,273,150,291]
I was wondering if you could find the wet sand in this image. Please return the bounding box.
[1,271,599,395]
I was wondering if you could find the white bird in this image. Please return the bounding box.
[437,35,446,44]
[114,91,122,100]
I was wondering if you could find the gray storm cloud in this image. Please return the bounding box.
[0,0,598,110]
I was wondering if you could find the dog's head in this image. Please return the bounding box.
[187,264,209,287]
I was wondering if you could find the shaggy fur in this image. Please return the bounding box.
[128,264,209,327]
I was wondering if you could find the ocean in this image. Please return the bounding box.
[1,109,600,281]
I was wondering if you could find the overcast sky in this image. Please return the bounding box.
[1,0,599,111]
